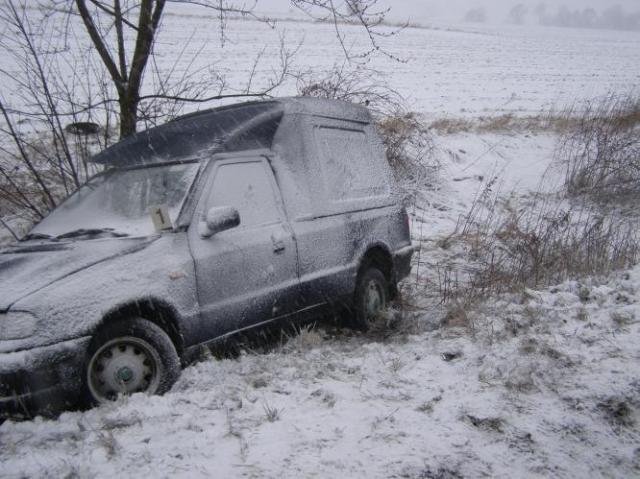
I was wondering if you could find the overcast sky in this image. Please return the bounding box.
[257,0,640,24]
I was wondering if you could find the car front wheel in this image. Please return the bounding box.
[85,318,180,404]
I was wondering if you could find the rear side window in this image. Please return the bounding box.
[207,161,280,227]
[314,126,390,202]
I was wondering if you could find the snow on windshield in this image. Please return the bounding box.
[30,163,200,238]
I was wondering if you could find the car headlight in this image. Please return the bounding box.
[0,312,38,340]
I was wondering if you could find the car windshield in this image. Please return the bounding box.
[28,163,200,239]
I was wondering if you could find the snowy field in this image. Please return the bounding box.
[102,10,640,117]
[1,8,640,121]
[1,9,640,479]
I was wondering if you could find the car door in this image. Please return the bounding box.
[188,156,300,340]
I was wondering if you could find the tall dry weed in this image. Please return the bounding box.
[560,94,640,202]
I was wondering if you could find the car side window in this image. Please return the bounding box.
[314,126,390,202]
[207,161,281,228]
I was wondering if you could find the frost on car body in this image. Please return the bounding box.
[0,97,414,418]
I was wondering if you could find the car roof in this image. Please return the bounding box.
[174,97,371,123]
[91,97,371,167]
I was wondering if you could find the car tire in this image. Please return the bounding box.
[352,266,389,331]
[84,318,180,404]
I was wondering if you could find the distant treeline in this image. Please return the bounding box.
[464,3,640,31]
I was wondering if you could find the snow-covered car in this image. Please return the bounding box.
[0,97,414,418]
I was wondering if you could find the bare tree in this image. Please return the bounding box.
[464,7,486,24]
[0,0,113,221]
[41,0,400,139]
[73,0,165,138]
[508,4,528,25]
[534,3,548,24]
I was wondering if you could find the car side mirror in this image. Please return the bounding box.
[199,206,240,238]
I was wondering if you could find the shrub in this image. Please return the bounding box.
[560,94,640,202]
[438,189,639,302]
[376,112,436,187]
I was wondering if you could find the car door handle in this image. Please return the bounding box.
[271,234,286,253]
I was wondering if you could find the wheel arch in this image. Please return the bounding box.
[96,297,185,357]
[357,243,396,297]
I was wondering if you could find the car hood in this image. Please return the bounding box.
[0,236,158,312]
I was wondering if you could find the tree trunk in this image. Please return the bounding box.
[119,92,139,138]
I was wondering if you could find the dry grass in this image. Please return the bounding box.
[428,96,640,135]
[279,324,325,354]
[377,112,437,187]
[429,114,558,135]
[429,117,476,135]
[436,189,639,304]
[597,397,636,429]
[428,95,640,305]
[262,402,282,422]
[559,94,640,202]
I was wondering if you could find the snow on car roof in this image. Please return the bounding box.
[91,97,372,167]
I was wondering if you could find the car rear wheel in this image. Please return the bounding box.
[85,318,180,404]
[353,266,389,331]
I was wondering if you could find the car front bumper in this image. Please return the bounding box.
[0,336,91,419]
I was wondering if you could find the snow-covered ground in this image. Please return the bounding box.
[1,264,639,478]
[1,10,640,479]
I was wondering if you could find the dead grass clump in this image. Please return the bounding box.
[474,114,517,133]
[377,112,437,186]
[279,324,325,354]
[407,465,464,479]
[428,97,640,136]
[464,414,505,433]
[611,309,635,327]
[262,402,282,422]
[442,301,472,328]
[597,397,635,428]
[428,114,577,135]
[439,187,640,303]
[429,118,474,134]
[415,395,442,414]
[429,115,524,134]
[560,93,640,202]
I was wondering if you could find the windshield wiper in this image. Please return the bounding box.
[20,233,53,242]
[55,228,129,240]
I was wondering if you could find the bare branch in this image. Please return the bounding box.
[75,0,124,88]
[0,217,19,241]
[113,0,128,79]
[291,0,406,62]
[87,0,139,30]
[128,0,165,95]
